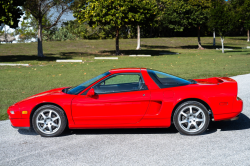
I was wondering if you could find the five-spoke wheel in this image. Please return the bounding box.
[173,101,210,135]
[32,105,67,137]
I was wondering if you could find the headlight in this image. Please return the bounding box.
[7,103,21,118]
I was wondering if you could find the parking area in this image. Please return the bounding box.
[0,74,250,166]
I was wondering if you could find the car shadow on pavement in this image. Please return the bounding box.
[63,113,250,136]
[62,125,179,136]
[17,123,179,137]
[17,113,250,137]
[205,113,250,135]
[18,128,38,136]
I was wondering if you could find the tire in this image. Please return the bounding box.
[173,101,210,135]
[32,105,67,137]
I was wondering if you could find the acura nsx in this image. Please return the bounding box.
[7,68,243,137]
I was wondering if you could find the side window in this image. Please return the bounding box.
[147,69,190,88]
[94,74,146,94]
[105,74,140,85]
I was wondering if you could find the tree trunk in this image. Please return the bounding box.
[128,27,130,38]
[221,36,224,53]
[213,29,216,46]
[197,26,204,49]
[150,26,153,37]
[115,28,120,55]
[136,25,141,50]
[248,30,249,42]
[37,18,44,57]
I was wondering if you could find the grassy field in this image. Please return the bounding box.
[0,37,250,120]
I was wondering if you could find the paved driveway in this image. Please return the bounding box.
[1,74,250,166]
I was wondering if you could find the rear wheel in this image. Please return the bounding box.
[173,101,210,135]
[32,105,67,137]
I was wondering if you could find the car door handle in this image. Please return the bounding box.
[143,94,145,96]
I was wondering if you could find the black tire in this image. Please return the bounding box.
[173,101,210,135]
[32,105,67,137]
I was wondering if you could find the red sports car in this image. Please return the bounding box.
[7,68,243,137]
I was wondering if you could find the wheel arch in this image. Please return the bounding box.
[171,98,213,123]
[30,102,67,128]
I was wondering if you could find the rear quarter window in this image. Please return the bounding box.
[147,69,190,88]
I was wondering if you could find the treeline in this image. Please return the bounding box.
[59,0,249,39]
[2,0,250,56]
[72,0,250,54]
[16,0,249,41]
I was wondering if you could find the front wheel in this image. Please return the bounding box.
[32,105,67,137]
[173,101,210,135]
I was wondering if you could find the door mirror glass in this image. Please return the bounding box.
[86,88,95,97]
[140,83,148,90]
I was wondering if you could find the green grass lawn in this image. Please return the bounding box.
[0,37,250,120]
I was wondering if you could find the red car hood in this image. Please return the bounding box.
[18,87,69,103]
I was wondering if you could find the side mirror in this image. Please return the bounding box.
[86,88,95,97]
[140,83,148,90]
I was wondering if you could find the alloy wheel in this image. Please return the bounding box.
[177,105,206,133]
[36,109,61,134]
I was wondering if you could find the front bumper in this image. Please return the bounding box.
[8,103,31,130]
[9,118,30,129]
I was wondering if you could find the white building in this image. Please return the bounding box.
[0,11,75,44]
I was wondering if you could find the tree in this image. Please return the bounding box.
[136,25,141,50]
[74,0,157,55]
[238,0,250,42]
[134,1,157,50]
[188,0,212,49]
[159,0,211,49]
[0,0,25,28]
[160,0,191,32]
[213,29,216,46]
[208,1,234,53]
[14,12,37,43]
[23,0,73,57]
[14,10,55,43]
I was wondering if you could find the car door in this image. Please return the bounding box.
[72,73,150,125]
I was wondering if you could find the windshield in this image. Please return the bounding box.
[67,72,110,94]
[147,69,191,88]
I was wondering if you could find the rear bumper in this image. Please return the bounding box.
[214,98,243,121]
[234,97,243,112]
[229,115,239,121]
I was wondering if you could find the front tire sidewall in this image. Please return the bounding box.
[32,105,67,137]
[173,101,210,135]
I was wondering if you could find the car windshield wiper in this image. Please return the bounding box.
[188,79,197,84]
[62,87,70,94]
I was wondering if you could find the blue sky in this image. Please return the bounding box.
[59,11,75,23]
[50,10,75,27]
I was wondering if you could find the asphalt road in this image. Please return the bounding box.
[1,74,250,166]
